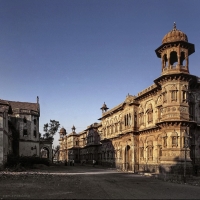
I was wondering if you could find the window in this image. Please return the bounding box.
[170,51,178,66]
[147,146,153,161]
[23,117,27,123]
[23,129,28,136]
[162,88,167,103]
[163,136,167,147]
[140,147,144,158]
[147,104,153,123]
[159,147,162,157]
[171,91,177,101]
[172,136,177,147]
[163,54,168,69]
[147,111,153,123]
[115,123,117,132]
[124,115,127,126]
[111,125,113,134]
[180,51,186,66]
[182,91,187,102]
[34,130,37,138]
[139,113,144,125]
[158,107,163,120]
[163,91,167,103]
[34,119,37,125]
[134,113,136,126]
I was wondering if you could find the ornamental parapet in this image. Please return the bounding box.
[102,103,124,117]
[137,84,157,97]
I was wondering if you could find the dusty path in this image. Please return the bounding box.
[0,164,200,199]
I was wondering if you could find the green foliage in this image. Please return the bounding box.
[43,119,60,139]
[5,154,50,168]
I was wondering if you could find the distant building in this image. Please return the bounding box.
[59,24,200,175]
[0,97,53,168]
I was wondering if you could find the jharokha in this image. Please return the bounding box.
[59,23,200,175]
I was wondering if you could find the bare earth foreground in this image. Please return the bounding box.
[1,164,200,199]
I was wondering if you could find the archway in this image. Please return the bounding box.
[41,147,50,159]
[125,145,131,171]
[170,51,178,66]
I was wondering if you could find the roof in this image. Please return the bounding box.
[162,23,188,44]
[0,99,39,112]
[8,101,39,111]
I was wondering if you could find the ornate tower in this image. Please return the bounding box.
[155,22,195,75]
[154,23,197,171]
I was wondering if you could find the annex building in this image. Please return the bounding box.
[59,24,200,175]
[0,97,53,167]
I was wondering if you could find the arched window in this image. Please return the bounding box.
[181,85,187,103]
[180,51,186,66]
[170,85,178,102]
[147,104,153,123]
[170,51,178,66]
[124,115,126,127]
[111,124,113,134]
[162,88,167,103]
[115,123,117,132]
[139,108,144,125]
[158,106,163,120]
[159,147,162,157]
[163,54,168,68]
[171,131,178,147]
[163,134,167,148]
[140,147,144,158]
[134,112,136,126]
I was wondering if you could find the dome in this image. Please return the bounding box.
[59,127,66,135]
[162,23,188,44]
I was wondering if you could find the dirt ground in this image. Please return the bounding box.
[1,164,200,199]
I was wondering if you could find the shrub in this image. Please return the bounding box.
[5,154,50,168]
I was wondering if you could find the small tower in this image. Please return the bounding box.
[59,127,66,138]
[72,125,76,133]
[100,102,109,113]
[155,22,195,75]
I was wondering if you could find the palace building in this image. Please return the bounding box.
[59,24,200,175]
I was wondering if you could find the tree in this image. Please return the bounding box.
[43,119,60,139]
[52,145,60,162]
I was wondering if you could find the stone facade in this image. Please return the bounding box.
[0,97,53,167]
[59,24,200,175]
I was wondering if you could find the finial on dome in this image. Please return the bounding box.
[173,22,176,30]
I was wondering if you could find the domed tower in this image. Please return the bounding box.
[58,127,67,161]
[154,23,196,123]
[59,127,67,138]
[153,24,198,171]
[155,22,195,75]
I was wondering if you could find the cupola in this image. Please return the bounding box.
[155,23,195,75]
[100,102,109,113]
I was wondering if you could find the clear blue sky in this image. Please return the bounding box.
[1,0,200,147]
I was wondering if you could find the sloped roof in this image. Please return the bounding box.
[8,101,39,111]
[0,99,39,112]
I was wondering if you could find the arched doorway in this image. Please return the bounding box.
[125,145,131,171]
[41,147,50,159]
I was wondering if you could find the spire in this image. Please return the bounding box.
[72,125,76,133]
[37,96,39,104]
[173,22,177,30]
[100,102,109,113]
